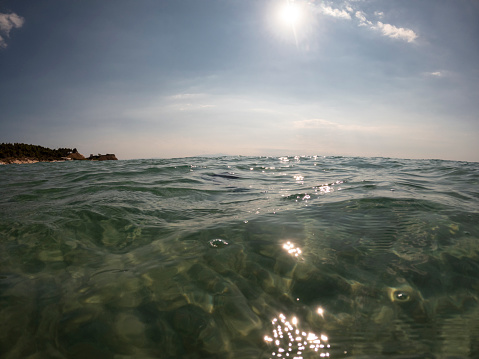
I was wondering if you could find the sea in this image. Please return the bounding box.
[1,155,478,359]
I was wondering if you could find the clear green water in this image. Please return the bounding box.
[1,156,478,358]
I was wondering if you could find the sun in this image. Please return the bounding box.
[268,0,313,46]
[280,1,302,27]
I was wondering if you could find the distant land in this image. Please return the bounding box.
[0,143,118,164]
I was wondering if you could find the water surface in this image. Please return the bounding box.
[1,156,478,358]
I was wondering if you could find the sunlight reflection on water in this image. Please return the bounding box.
[264,313,330,358]
[283,241,303,258]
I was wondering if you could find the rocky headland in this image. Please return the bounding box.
[0,143,118,165]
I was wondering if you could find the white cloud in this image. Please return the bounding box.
[355,10,366,22]
[317,4,418,43]
[0,12,24,34]
[424,71,445,77]
[355,10,372,26]
[0,12,24,48]
[319,5,352,20]
[376,21,417,42]
[352,9,418,42]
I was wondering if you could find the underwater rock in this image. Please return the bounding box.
[100,221,132,249]
[248,294,278,319]
[372,305,395,324]
[169,304,229,355]
[59,306,104,334]
[214,288,263,337]
[58,310,115,358]
[114,276,144,309]
[223,270,263,301]
[203,243,246,274]
[188,263,229,295]
[245,261,275,290]
[38,249,64,262]
[114,312,146,346]
[65,342,115,359]
[183,290,215,314]
[385,283,429,324]
[0,278,37,358]
[273,251,300,278]
[436,304,479,357]
[290,259,320,281]
[145,274,189,312]
[142,266,179,287]
[247,260,293,299]
[291,270,353,308]
[80,272,123,306]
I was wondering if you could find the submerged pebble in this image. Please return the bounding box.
[115,312,146,345]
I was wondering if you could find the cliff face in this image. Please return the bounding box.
[66,152,86,160]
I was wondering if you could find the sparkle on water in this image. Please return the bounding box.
[264,313,330,358]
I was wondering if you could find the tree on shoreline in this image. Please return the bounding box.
[0,143,74,162]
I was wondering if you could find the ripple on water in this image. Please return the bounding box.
[208,238,229,248]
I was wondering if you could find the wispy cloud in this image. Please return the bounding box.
[0,12,24,48]
[356,10,417,42]
[314,2,418,43]
[319,5,352,20]
[162,92,217,112]
[376,21,417,42]
[425,71,443,77]
[355,10,373,27]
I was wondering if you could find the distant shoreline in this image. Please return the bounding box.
[0,158,52,165]
[1,143,118,165]
[0,155,118,165]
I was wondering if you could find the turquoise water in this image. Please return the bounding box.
[1,155,479,358]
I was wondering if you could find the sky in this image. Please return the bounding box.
[0,0,478,161]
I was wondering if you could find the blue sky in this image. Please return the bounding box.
[1,0,478,161]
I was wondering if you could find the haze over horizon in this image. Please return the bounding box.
[1,0,478,162]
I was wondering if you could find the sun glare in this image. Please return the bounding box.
[269,0,313,46]
[280,2,301,27]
